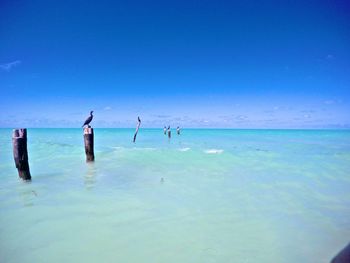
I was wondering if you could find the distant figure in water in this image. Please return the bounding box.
[82,111,94,128]
[164,126,167,135]
[160,177,164,183]
[167,126,171,139]
[177,126,181,135]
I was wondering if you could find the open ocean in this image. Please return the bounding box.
[0,128,349,263]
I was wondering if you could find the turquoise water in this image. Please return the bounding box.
[0,128,349,263]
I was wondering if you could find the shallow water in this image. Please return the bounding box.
[0,128,349,263]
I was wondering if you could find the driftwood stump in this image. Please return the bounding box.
[84,127,95,162]
[12,129,31,180]
[331,242,350,263]
[177,127,180,135]
[168,129,171,138]
[133,117,141,143]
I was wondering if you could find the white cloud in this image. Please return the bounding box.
[103,106,112,111]
[236,115,248,121]
[0,60,21,71]
[153,114,171,119]
[324,100,335,105]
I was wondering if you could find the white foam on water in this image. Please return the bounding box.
[132,147,157,151]
[204,149,224,154]
[112,146,124,150]
[179,147,191,152]
[112,146,157,151]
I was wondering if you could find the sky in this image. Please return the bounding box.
[0,0,349,128]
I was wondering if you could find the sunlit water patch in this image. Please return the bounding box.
[204,149,224,154]
[0,128,349,263]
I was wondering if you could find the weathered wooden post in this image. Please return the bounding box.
[84,127,95,162]
[167,126,171,138]
[12,128,31,180]
[331,242,350,263]
[133,116,141,143]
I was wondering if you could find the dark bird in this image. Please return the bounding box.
[82,111,94,128]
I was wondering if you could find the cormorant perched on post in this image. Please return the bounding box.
[82,111,94,128]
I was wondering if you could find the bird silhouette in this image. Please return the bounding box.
[82,111,94,127]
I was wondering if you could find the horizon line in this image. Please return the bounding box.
[1,127,350,131]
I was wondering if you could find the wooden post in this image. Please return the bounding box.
[133,117,141,143]
[12,129,31,180]
[84,127,95,162]
[331,242,350,263]
[168,128,171,138]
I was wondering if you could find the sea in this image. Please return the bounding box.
[0,128,349,263]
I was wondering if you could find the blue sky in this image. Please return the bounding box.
[0,0,349,128]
